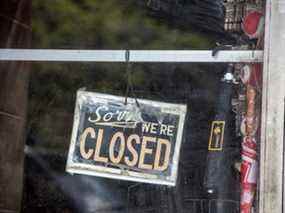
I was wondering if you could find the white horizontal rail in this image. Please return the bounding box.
[0,49,263,63]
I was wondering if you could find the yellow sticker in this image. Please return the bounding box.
[208,121,225,151]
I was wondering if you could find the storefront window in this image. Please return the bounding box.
[0,0,267,213]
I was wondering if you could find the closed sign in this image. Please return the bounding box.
[66,91,187,186]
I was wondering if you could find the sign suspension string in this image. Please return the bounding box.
[124,50,140,107]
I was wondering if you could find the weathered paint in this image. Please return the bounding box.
[259,0,285,212]
[0,0,31,213]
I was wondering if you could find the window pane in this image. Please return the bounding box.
[0,0,264,213]
[31,0,219,49]
[21,62,246,213]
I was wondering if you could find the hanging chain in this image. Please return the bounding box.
[124,50,140,107]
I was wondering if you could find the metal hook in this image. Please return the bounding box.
[125,49,130,63]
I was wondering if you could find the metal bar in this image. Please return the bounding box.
[0,49,263,63]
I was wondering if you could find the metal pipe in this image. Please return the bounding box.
[0,49,263,63]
